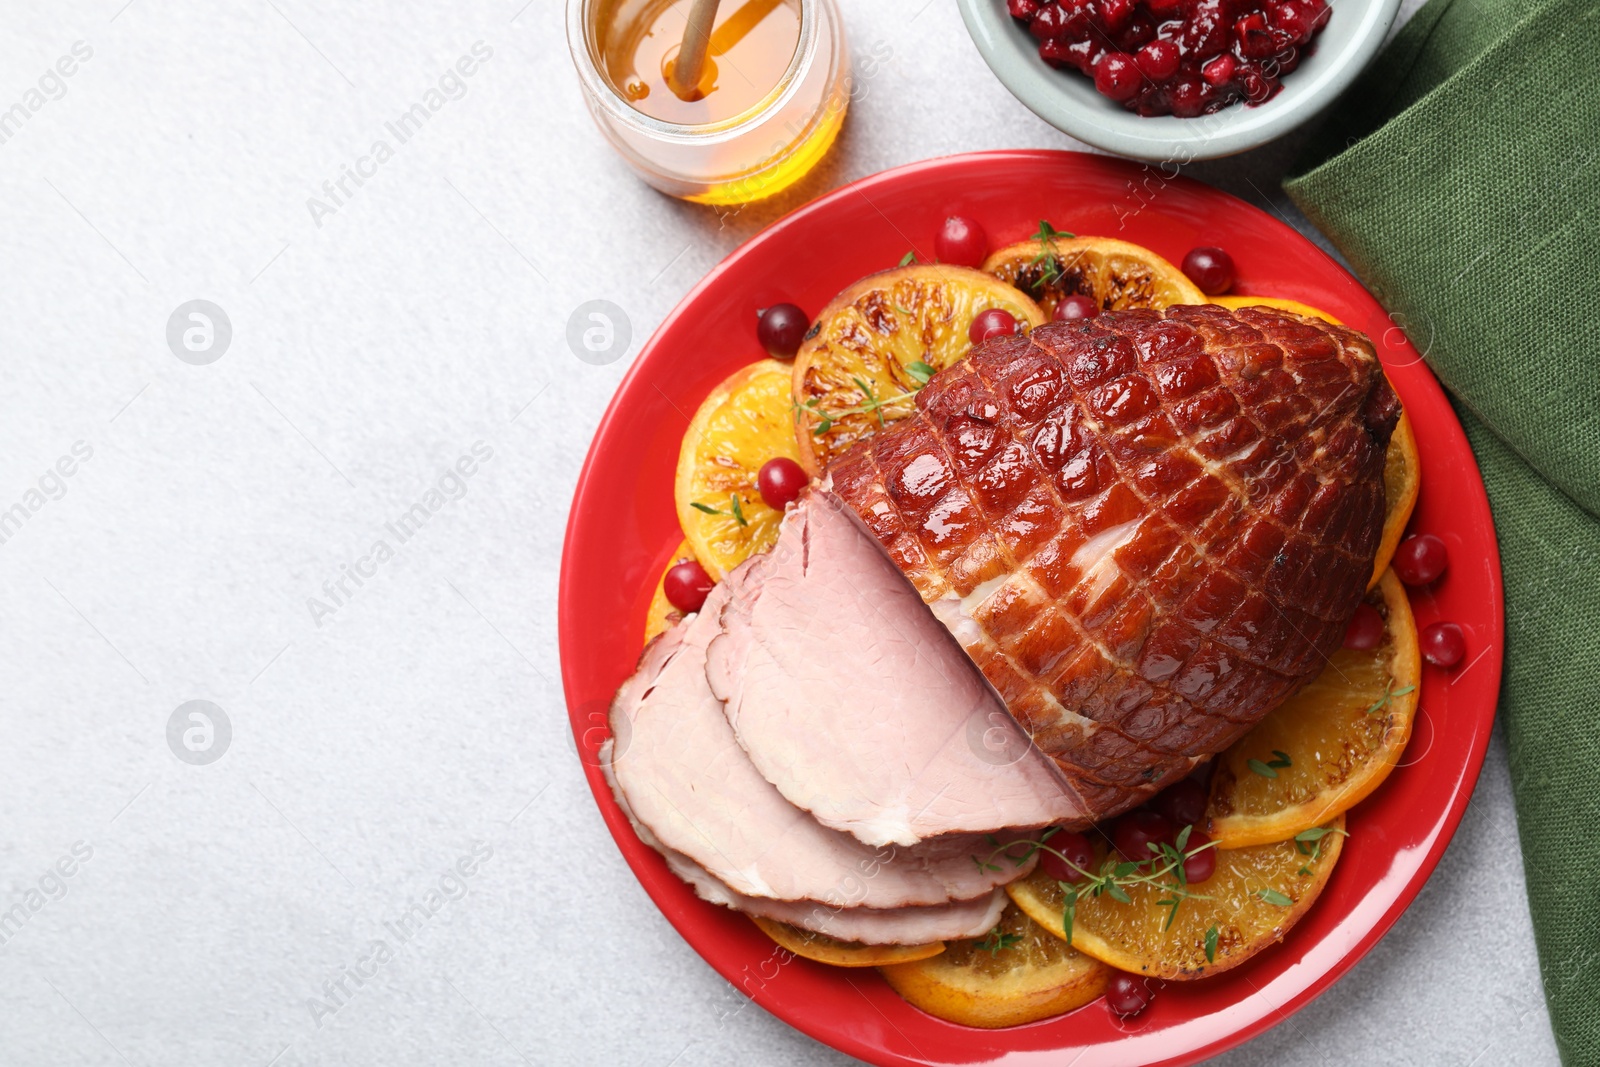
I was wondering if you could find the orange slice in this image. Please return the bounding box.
[791,265,1044,475]
[1374,410,1420,588]
[1008,818,1345,980]
[642,539,694,646]
[748,916,944,968]
[877,903,1109,1028]
[675,359,803,580]
[982,233,1203,318]
[1204,572,1419,848]
[1210,296,1420,589]
[1209,295,1341,322]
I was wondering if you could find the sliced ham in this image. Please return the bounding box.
[705,489,1090,848]
[604,588,1037,911]
[602,741,1010,943]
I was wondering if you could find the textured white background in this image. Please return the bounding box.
[0,1,1560,1064]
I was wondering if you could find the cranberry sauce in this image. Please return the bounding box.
[1008,0,1330,117]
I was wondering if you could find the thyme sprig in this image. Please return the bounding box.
[1248,750,1293,778]
[976,926,1023,956]
[1366,679,1417,717]
[1029,219,1075,284]
[793,365,931,437]
[690,494,749,526]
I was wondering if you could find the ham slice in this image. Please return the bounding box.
[604,587,1038,911]
[705,489,1090,848]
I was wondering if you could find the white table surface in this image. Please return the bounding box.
[0,1,1560,1064]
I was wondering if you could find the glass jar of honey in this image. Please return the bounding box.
[567,0,848,205]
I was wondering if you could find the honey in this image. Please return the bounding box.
[570,0,847,205]
[599,0,802,126]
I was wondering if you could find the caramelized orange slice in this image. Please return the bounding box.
[1008,819,1344,980]
[791,265,1044,475]
[878,903,1108,1028]
[675,360,803,580]
[1205,572,1419,848]
[749,917,944,968]
[983,233,1203,317]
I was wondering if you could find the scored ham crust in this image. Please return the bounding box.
[826,305,1400,818]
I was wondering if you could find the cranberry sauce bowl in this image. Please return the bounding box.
[957,0,1401,161]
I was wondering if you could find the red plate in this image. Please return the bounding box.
[558,150,1503,1066]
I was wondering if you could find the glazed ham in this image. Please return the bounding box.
[826,305,1399,817]
[706,489,1088,847]
[604,583,1041,913]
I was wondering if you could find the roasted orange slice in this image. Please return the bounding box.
[1204,572,1418,848]
[1008,818,1345,980]
[1374,410,1420,588]
[675,359,803,580]
[642,539,694,645]
[1209,294,1341,321]
[748,917,944,968]
[878,903,1109,1028]
[982,232,1203,318]
[791,265,1044,475]
[1210,296,1420,589]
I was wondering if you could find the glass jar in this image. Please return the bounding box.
[567,0,849,205]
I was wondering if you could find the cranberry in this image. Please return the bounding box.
[1421,622,1466,668]
[1114,810,1174,864]
[1152,778,1207,829]
[1039,830,1096,883]
[1039,38,1079,67]
[1101,0,1135,32]
[1029,2,1070,38]
[1008,0,1040,17]
[1135,39,1181,80]
[1238,62,1274,102]
[1343,602,1385,650]
[1181,830,1216,884]
[1054,294,1100,320]
[1146,0,1185,13]
[1181,246,1235,294]
[1169,75,1207,117]
[969,308,1019,344]
[1114,14,1156,51]
[756,303,808,359]
[1201,53,1236,85]
[1093,52,1142,101]
[663,560,714,615]
[1065,37,1104,73]
[1180,0,1230,58]
[1392,534,1449,586]
[1106,973,1156,1016]
[757,457,808,510]
[935,215,988,268]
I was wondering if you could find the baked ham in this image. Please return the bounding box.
[604,582,1042,915]
[826,305,1400,817]
[706,489,1087,847]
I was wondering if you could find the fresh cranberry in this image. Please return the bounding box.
[1201,53,1236,85]
[1181,830,1216,884]
[663,560,714,614]
[1152,778,1207,829]
[1054,294,1100,320]
[1135,39,1181,80]
[1008,0,1041,18]
[1181,246,1235,294]
[1107,973,1156,1016]
[1421,622,1466,668]
[1393,534,1449,586]
[969,308,1019,344]
[1039,830,1096,883]
[1093,52,1142,101]
[1114,810,1174,864]
[757,458,808,510]
[1343,602,1385,650]
[756,303,808,359]
[935,215,988,268]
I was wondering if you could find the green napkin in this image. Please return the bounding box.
[1284,0,1600,1061]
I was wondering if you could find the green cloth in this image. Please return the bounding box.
[1284,0,1600,1061]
